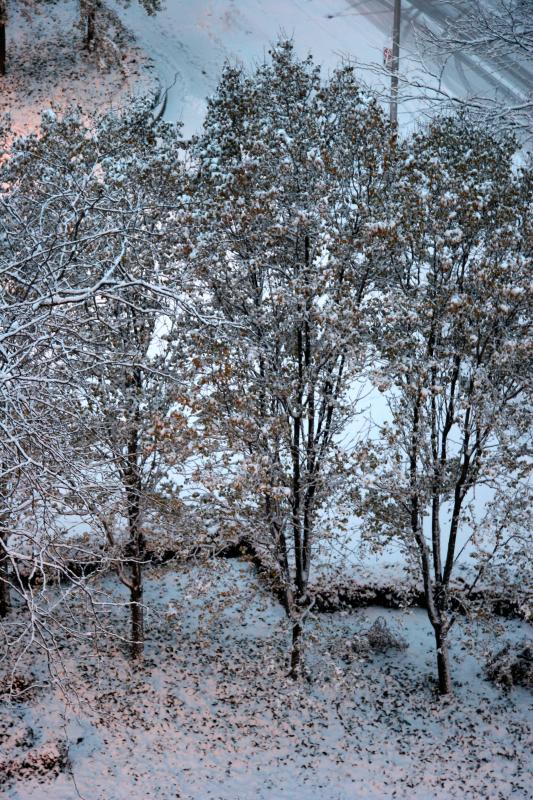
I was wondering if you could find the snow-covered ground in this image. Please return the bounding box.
[109,0,387,136]
[0,0,155,136]
[2,559,532,799]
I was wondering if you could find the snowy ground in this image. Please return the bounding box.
[0,0,155,137]
[2,559,532,799]
[109,0,387,136]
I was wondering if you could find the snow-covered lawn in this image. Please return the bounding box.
[0,0,154,136]
[2,559,532,799]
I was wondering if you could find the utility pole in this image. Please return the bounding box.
[390,0,401,125]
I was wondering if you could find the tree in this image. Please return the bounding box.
[69,289,189,660]
[190,41,395,676]
[35,104,190,660]
[422,0,532,61]
[0,103,189,666]
[357,0,533,147]
[80,0,162,52]
[359,116,533,694]
[417,0,533,142]
[0,107,131,670]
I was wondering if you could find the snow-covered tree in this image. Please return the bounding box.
[422,0,532,65]
[359,116,533,694]
[417,0,533,142]
[38,105,192,660]
[0,107,131,667]
[0,104,190,665]
[189,41,396,676]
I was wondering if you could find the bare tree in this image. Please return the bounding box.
[355,0,532,148]
[421,0,532,71]
[417,0,533,141]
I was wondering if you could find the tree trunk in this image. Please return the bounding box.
[125,465,144,660]
[0,496,10,616]
[123,393,144,660]
[0,556,10,617]
[434,625,452,695]
[86,9,95,50]
[0,19,6,77]
[289,618,303,679]
[130,572,144,660]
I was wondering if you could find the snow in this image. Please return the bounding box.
[2,559,532,799]
[0,0,155,137]
[107,0,386,136]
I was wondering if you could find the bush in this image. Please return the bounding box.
[348,616,409,657]
[485,640,533,689]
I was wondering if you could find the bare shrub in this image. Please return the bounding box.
[348,617,408,657]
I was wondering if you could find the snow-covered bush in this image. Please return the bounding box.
[486,640,533,689]
[348,617,408,657]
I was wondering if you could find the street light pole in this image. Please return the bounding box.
[390,0,401,125]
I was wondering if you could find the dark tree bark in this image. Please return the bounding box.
[125,447,144,659]
[434,624,452,695]
[0,470,11,617]
[130,574,144,660]
[123,359,145,660]
[0,556,10,617]
[289,619,303,678]
[85,4,96,50]
[0,14,6,77]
